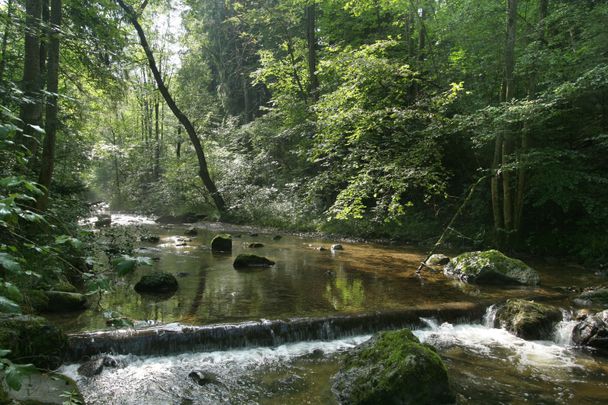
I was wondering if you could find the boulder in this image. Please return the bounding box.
[188,370,224,387]
[332,329,454,405]
[0,314,67,369]
[78,355,121,378]
[134,272,178,294]
[572,310,608,350]
[495,299,562,340]
[94,214,112,228]
[43,291,88,312]
[443,250,539,285]
[331,244,344,251]
[185,227,198,236]
[211,234,232,252]
[233,254,275,269]
[575,288,608,308]
[426,254,450,267]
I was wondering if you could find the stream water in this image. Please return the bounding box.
[52,213,608,404]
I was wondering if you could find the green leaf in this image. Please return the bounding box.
[0,282,23,302]
[0,349,11,357]
[55,235,83,249]
[112,255,152,276]
[0,296,21,314]
[5,363,37,391]
[0,252,21,273]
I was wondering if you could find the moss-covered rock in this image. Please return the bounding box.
[426,254,450,267]
[134,272,179,294]
[44,291,88,312]
[495,299,562,340]
[3,370,84,404]
[211,234,232,252]
[0,314,67,369]
[331,329,455,405]
[443,250,540,285]
[233,254,275,269]
[572,309,608,350]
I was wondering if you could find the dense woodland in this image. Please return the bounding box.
[1,0,607,296]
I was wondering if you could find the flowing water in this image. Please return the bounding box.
[52,213,608,404]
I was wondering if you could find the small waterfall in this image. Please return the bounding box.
[67,304,486,360]
[553,309,577,346]
[483,304,498,328]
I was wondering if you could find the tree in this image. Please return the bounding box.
[115,0,227,214]
[36,0,62,211]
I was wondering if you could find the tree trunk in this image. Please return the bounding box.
[116,0,227,214]
[0,0,14,85]
[514,0,548,232]
[36,0,61,211]
[17,0,43,156]
[154,100,160,180]
[305,3,318,101]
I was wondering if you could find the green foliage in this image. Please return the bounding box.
[0,350,36,391]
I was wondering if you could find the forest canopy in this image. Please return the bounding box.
[1,0,607,263]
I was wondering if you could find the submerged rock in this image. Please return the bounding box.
[572,310,608,350]
[331,329,455,405]
[156,212,205,224]
[233,254,275,269]
[426,254,450,267]
[575,287,608,308]
[211,234,232,252]
[134,272,179,294]
[495,299,562,340]
[185,227,198,236]
[0,314,67,369]
[248,242,265,248]
[272,235,282,241]
[141,234,161,243]
[444,250,540,285]
[331,244,344,251]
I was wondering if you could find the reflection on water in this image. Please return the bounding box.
[50,214,605,333]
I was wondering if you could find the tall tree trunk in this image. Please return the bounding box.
[116,0,227,214]
[154,100,160,180]
[0,0,14,86]
[514,0,548,232]
[176,126,182,159]
[305,3,318,101]
[17,0,43,156]
[492,0,518,246]
[36,0,61,211]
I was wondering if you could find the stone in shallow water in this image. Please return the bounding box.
[134,272,179,294]
[572,309,608,350]
[444,250,540,286]
[331,244,344,251]
[426,254,450,267]
[495,299,562,340]
[331,329,455,405]
[188,370,224,387]
[233,254,275,269]
[185,227,198,236]
[211,234,232,252]
[248,242,265,248]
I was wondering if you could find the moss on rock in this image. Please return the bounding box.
[496,299,562,340]
[331,329,455,405]
[134,272,179,294]
[44,291,88,312]
[444,250,539,286]
[576,288,608,308]
[0,314,67,369]
[211,234,232,252]
[233,254,275,269]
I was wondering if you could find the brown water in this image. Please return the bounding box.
[51,214,593,333]
[55,213,608,404]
